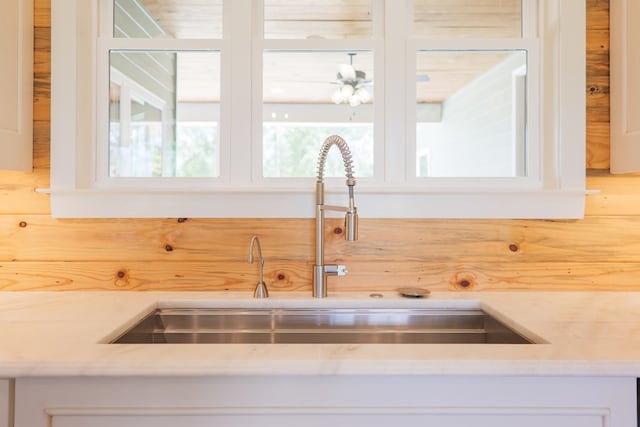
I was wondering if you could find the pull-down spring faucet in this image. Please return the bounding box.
[313,135,358,298]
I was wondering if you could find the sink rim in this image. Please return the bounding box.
[108,304,539,345]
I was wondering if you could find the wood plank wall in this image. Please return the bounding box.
[3,0,639,293]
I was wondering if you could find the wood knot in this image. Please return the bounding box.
[452,272,476,290]
[165,244,174,252]
[277,273,286,281]
[115,270,129,287]
[459,280,472,288]
[177,218,188,223]
[333,227,343,235]
[509,244,519,252]
[18,221,27,228]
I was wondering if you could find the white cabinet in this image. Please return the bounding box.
[0,0,33,171]
[15,375,636,427]
[610,0,640,173]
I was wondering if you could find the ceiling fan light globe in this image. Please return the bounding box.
[355,87,370,103]
[341,85,355,97]
[331,90,344,104]
[338,64,357,81]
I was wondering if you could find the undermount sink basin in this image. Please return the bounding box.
[111,307,535,344]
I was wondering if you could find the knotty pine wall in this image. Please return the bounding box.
[2,0,638,293]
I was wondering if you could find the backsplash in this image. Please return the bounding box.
[4,0,639,293]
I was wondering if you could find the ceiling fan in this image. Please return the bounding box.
[329,53,431,106]
[331,53,372,107]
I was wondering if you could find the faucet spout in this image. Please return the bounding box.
[248,235,269,299]
[313,135,359,298]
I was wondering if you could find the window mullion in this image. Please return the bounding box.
[522,0,539,39]
[371,0,385,184]
[384,0,408,184]
[98,0,112,37]
[227,0,254,186]
[95,3,111,187]
[251,0,265,185]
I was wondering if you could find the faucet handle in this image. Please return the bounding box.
[325,264,348,277]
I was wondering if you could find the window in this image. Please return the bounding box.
[106,51,221,181]
[50,0,586,218]
[261,50,376,179]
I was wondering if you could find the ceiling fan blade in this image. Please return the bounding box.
[355,80,373,88]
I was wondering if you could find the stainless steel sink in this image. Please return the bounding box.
[111,307,535,344]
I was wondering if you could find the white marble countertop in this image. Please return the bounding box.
[0,291,639,377]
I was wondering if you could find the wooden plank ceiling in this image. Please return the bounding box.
[136,0,522,104]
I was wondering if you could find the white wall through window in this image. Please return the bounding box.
[416,51,527,178]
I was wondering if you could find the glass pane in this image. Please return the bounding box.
[263,51,374,178]
[263,123,373,178]
[264,0,373,39]
[416,50,527,178]
[414,0,522,38]
[114,0,222,39]
[109,51,220,178]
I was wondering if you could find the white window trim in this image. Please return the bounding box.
[49,0,586,218]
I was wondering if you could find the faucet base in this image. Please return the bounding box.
[253,281,269,299]
[313,264,348,298]
[312,265,327,298]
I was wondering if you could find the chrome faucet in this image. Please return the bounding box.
[248,235,269,299]
[313,135,358,298]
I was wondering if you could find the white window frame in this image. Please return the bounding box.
[49,0,586,218]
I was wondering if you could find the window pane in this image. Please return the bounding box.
[416,50,527,178]
[263,123,373,178]
[263,51,374,178]
[264,0,373,39]
[109,51,220,178]
[114,0,222,39]
[414,0,522,38]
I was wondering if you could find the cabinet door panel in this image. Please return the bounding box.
[51,413,604,427]
[611,0,640,172]
[0,0,33,171]
[19,376,632,427]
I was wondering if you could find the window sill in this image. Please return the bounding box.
[44,188,588,219]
